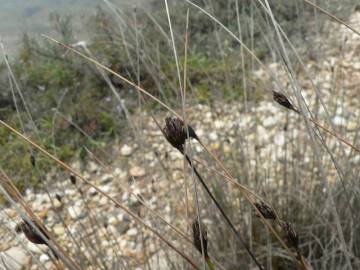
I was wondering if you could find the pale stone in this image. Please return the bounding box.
[39,253,50,262]
[98,196,108,206]
[53,225,65,236]
[274,134,285,146]
[353,61,360,70]
[126,228,138,237]
[208,131,218,141]
[108,216,118,225]
[101,173,113,183]
[130,166,146,178]
[0,247,28,270]
[88,161,99,173]
[333,116,346,126]
[100,184,111,193]
[263,116,277,128]
[347,122,358,131]
[120,144,133,156]
[113,167,122,176]
[214,120,225,129]
[26,242,43,254]
[68,204,84,219]
[53,199,62,209]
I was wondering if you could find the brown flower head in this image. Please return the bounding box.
[16,219,50,245]
[254,201,277,220]
[282,221,299,250]
[192,219,208,258]
[69,174,76,185]
[55,194,62,203]
[273,91,299,113]
[163,117,198,153]
[16,219,59,259]
[30,154,36,168]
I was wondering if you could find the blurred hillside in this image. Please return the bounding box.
[0,0,149,56]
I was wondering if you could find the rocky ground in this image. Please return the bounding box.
[0,11,360,270]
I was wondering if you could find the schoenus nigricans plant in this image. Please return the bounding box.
[282,221,299,254]
[184,154,264,270]
[273,91,299,114]
[254,201,277,220]
[162,118,264,270]
[30,153,36,168]
[69,174,76,185]
[192,219,215,270]
[281,222,308,268]
[254,201,305,267]
[69,174,83,194]
[16,218,59,259]
[55,193,62,203]
[162,117,198,153]
[192,219,208,258]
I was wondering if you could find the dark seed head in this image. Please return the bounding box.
[186,124,198,141]
[163,117,186,152]
[16,218,59,259]
[55,194,62,203]
[15,223,23,233]
[273,91,298,113]
[282,221,299,250]
[163,117,198,153]
[70,174,76,185]
[192,219,208,258]
[15,219,49,245]
[30,154,36,168]
[254,201,277,220]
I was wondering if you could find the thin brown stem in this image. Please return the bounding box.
[309,118,360,154]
